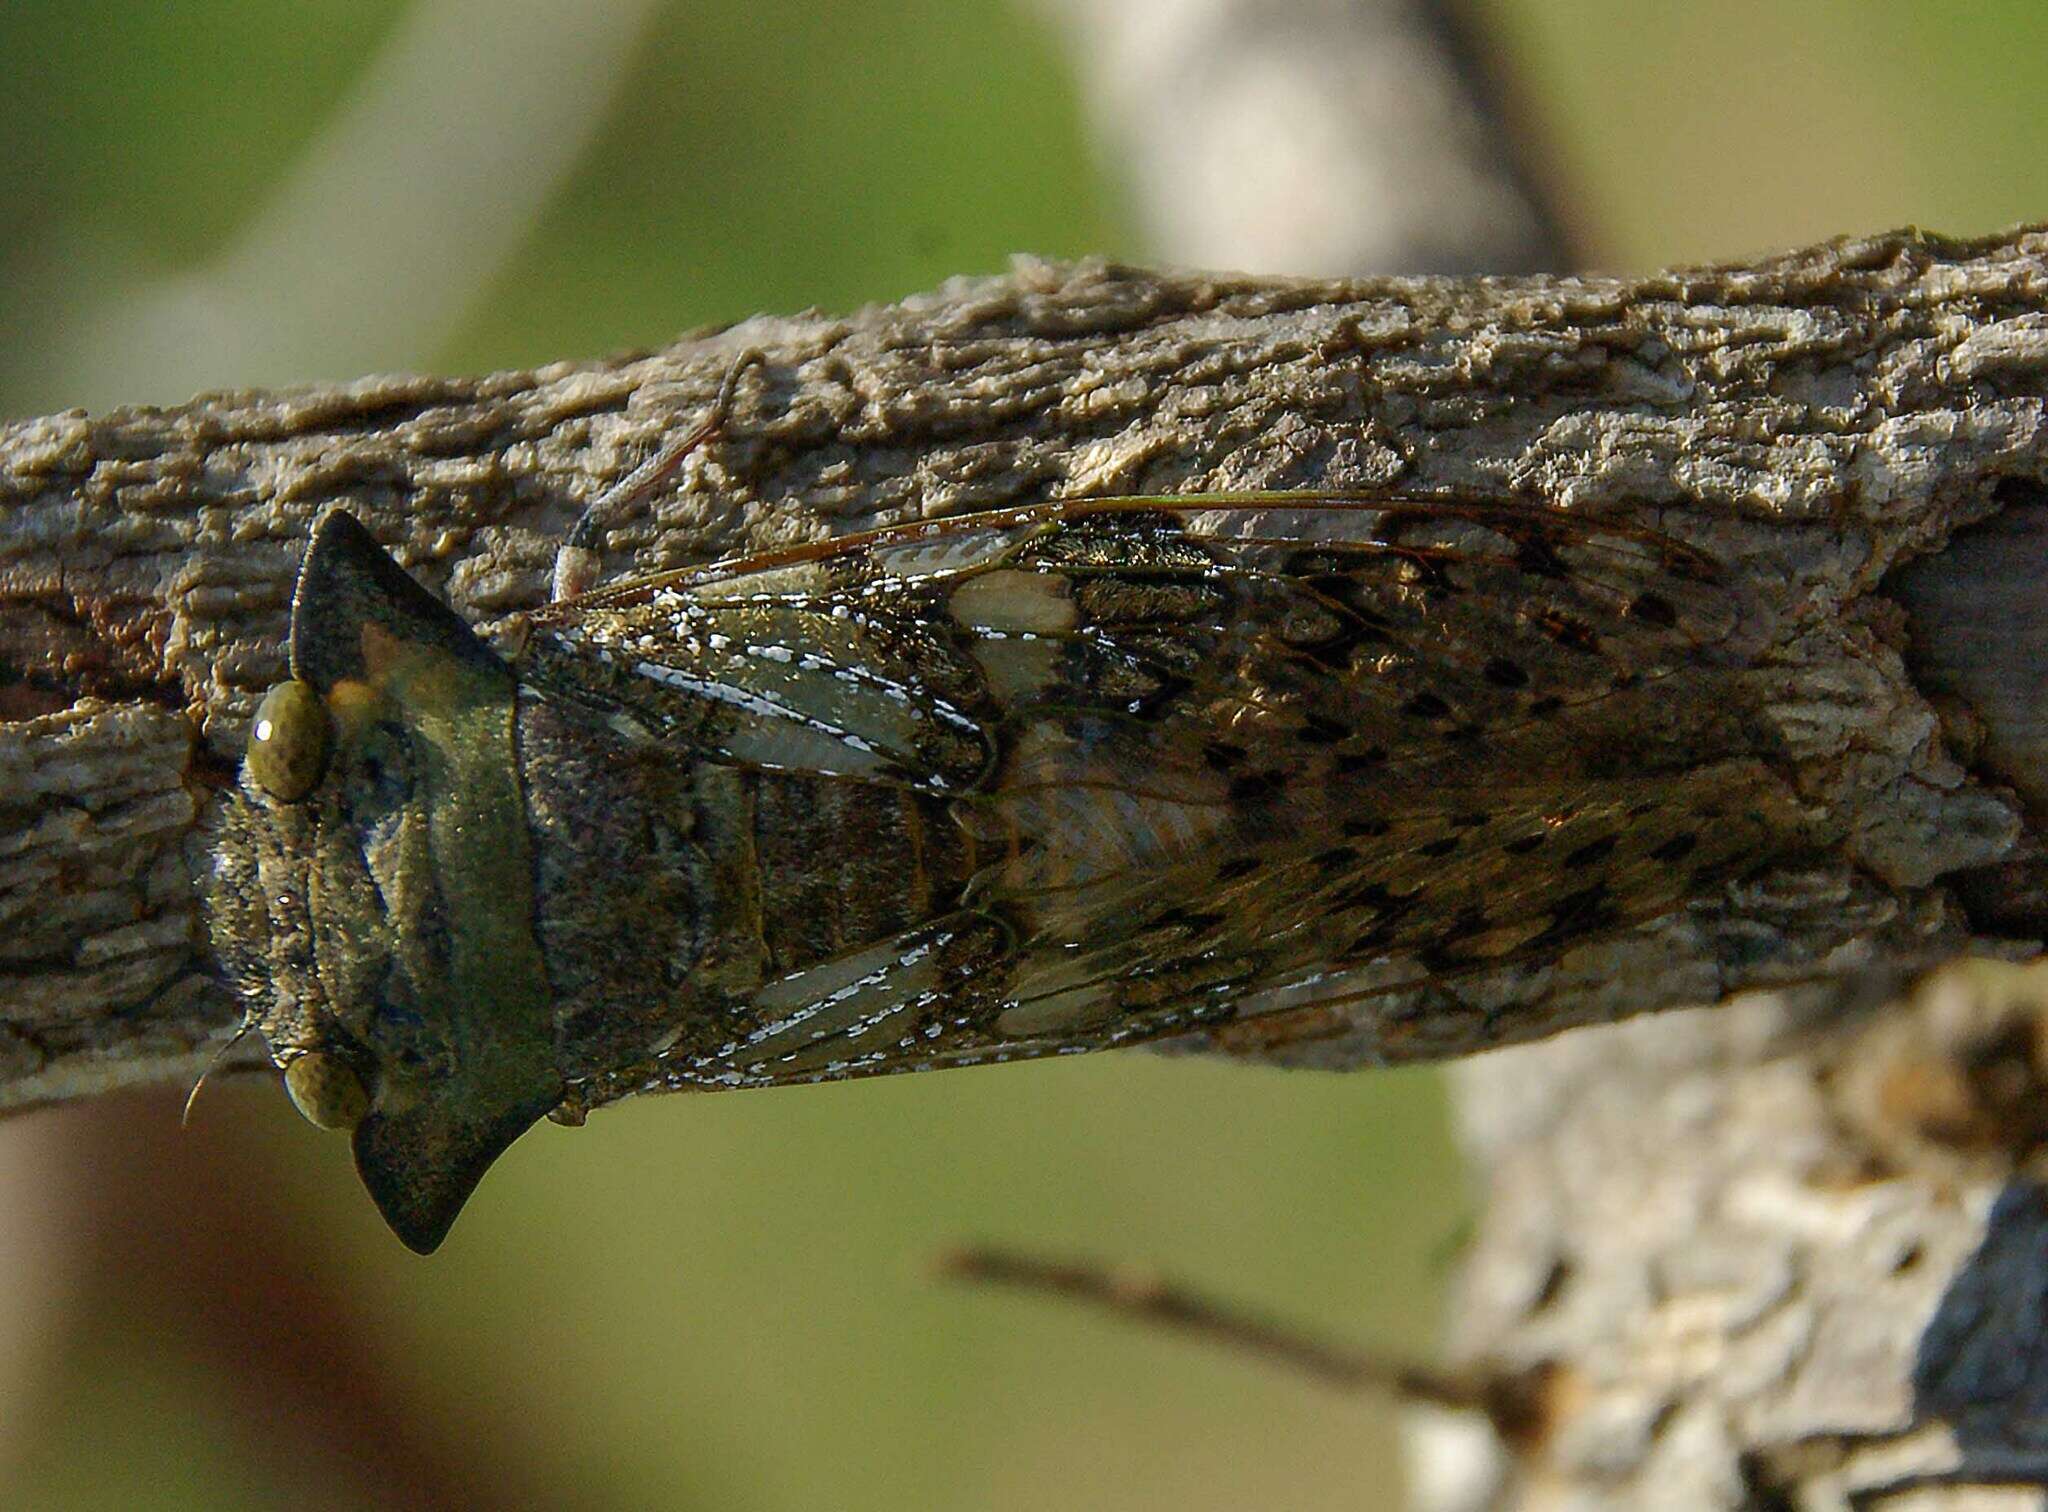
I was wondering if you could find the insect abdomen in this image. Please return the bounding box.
[750,775,973,974]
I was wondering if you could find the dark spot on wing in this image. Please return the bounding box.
[1228,770,1286,802]
[1565,835,1618,869]
[1651,833,1699,864]
[1629,593,1678,628]
[1483,657,1529,689]
[1514,536,1570,580]
[1419,905,1492,971]
[1536,883,1613,945]
[1332,879,1414,915]
[1536,610,1599,654]
[1342,930,1390,961]
[1303,572,1359,604]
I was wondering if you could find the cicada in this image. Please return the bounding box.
[207,374,1808,1251]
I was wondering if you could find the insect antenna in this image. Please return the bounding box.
[180,1018,255,1128]
[552,347,767,602]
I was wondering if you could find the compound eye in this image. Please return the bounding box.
[247,680,332,801]
[282,1050,371,1132]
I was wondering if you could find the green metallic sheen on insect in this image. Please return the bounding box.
[208,472,1812,1253]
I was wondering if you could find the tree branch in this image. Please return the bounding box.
[934,1242,1558,1438]
[2,227,2045,1122]
[1438,962,2048,1506]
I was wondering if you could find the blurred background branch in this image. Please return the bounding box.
[1030,0,1571,274]
[35,0,669,410]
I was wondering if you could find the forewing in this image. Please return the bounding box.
[525,492,1738,789]
[521,525,1026,792]
[530,493,1807,1089]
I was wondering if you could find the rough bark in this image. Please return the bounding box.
[1421,965,2048,1510]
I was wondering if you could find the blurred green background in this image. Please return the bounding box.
[2,2,2045,1508]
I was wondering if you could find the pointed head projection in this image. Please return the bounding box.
[209,511,562,1252]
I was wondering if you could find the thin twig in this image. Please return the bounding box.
[932,1244,1563,1449]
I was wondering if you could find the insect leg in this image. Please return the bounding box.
[551,347,766,603]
